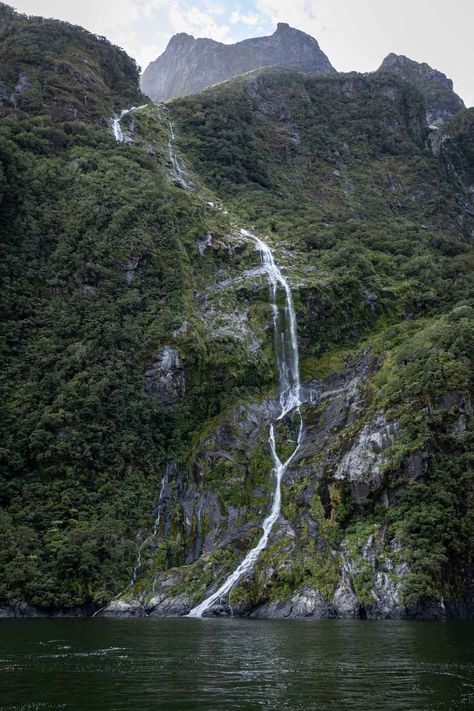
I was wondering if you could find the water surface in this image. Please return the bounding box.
[0,619,473,709]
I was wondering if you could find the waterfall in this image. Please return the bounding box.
[187,229,303,618]
[129,464,172,587]
[111,105,148,143]
[108,107,302,618]
[111,105,186,188]
[92,465,171,617]
[167,120,190,188]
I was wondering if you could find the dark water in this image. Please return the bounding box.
[0,619,473,710]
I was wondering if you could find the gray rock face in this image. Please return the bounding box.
[101,599,144,617]
[10,72,31,108]
[338,534,409,620]
[333,577,362,618]
[147,593,192,617]
[141,23,334,102]
[334,413,400,496]
[378,53,465,127]
[102,351,472,621]
[144,346,185,405]
[251,586,336,618]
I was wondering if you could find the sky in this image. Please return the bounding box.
[8,0,474,106]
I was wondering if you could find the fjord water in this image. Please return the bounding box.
[1,619,473,710]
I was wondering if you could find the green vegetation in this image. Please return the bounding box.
[444,108,474,190]
[0,7,472,615]
[0,2,144,121]
[166,68,473,613]
[171,68,473,360]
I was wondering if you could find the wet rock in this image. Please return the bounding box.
[405,601,447,620]
[196,232,213,256]
[251,587,335,618]
[146,593,192,617]
[364,291,378,313]
[0,603,95,618]
[144,346,185,405]
[333,578,362,618]
[366,570,406,619]
[403,450,428,480]
[440,392,472,438]
[334,413,400,493]
[121,255,141,284]
[10,72,31,107]
[101,600,145,617]
[172,321,188,338]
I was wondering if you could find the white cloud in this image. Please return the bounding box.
[9,0,474,104]
[11,0,140,32]
[140,0,172,19]
[203,0,226,14]
[168,3,231,41]
[254,0,474,106]
[231,9,259,25]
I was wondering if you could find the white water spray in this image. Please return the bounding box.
[111,105,148,143]
[167,121,190,188]
[187,229,303,618]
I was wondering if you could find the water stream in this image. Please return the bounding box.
[112,105,148,143]
[187,229,304,617]
[94,465,171,617]
[110,110,304,617]
[167,120,190,188]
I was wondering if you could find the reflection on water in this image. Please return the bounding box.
[0,619,473,710]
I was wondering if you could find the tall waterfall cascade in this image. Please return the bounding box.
[167,121,190,188]
[111,105,148,143]
[187,228,304,618]
[110,111,304,617]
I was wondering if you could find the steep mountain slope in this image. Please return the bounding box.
[378,53,465,127]
[141,23,334,102]
[0,5,269,612]
[0,4,473,618]
[441,108,474,195]
[104,68,472,619]
[0,2,144,121]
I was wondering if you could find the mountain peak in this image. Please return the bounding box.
[378,53,465,126]
[141,24,334,102]
[167,32,195,49]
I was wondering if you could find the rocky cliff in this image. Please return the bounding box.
[0,1,144,121]
[0,3,473,619]
[99,68,472,620]
[378,53,465,127]
[141,23,334,102]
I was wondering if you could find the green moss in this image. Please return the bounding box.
[1,30,473,612]
[300,349,350,381]
[0,4,144,122]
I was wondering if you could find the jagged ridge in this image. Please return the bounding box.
[378,52,465,127]
[141,23,334,102]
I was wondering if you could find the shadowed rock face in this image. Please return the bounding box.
[141,23,334,102]
[378,53,465,127]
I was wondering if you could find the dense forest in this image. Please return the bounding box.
[0,3,472,617]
